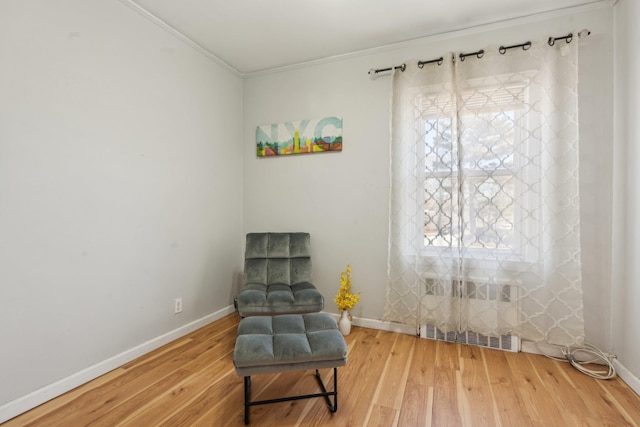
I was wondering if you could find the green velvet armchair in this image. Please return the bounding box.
[235,232,324,317]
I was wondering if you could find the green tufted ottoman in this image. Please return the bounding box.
[233,313,348,424]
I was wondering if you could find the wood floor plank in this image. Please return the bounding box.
[457,351,497,426]
[528,353,596,423]
[367,404,398,427]
[506,351,569,425]
[155,368,237,426]
[595,384,640,427]
[21,338,204,427]
[435,340,461,370]
[85,368,194,426]
[300,327,394,426]
[373,333,415,410]
[180,332,236,374]
[189,377,245,427]
[561,411,620,427]
[425,386,434,427]
[0,368,127,427]
[432,364,463,425]
[398,380,429,427]
[247,371,320,426]
[544,353,637,427]
[4,314,640,427]
[117,355,235,426]
[188,314,239,343]
[119,336,195,370]
[406,335,437,386]
[398,336,437,426]
[480,347,536,427]
[597,378,640,426]
[95,354,232,426]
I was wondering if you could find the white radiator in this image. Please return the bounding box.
[419,276,521,352]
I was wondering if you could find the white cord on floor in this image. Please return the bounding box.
[538,342,617,380]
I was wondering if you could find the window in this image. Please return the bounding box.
[420,80,531,258]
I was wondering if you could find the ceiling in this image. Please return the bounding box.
[127,0,604,74]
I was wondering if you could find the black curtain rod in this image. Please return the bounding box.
[416,31,585,68]
[459,49,485,61]
[418,57,444,68]
[548,32,573,46]
[499,41,532,54]
[368,63,406,76]
[370,30,589,75]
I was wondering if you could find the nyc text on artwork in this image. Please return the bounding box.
[256,116,343,157]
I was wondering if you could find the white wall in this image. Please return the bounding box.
[243,6,615,349]
[0,0,243,411]
[612,0,640,384]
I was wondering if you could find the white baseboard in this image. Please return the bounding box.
[613,359,640,397]
[521,340,554,357]
[0,305,236,424]
[329,312,416,336]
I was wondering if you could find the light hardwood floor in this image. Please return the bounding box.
[4,313,640,426]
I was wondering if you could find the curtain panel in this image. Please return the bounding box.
[384,39,584,347]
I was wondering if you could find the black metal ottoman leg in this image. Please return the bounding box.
[333,367,338,412]
[244,376,251,424]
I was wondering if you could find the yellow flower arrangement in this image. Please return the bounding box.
[334,264,360,312]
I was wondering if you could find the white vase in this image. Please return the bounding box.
[338,310,351,336]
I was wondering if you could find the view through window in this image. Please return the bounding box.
[422,82,527,255]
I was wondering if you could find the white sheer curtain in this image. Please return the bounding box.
[384,38,584,347]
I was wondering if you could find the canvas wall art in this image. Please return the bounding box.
[256,116,343,157]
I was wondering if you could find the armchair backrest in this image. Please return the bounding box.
[244,233,312,286]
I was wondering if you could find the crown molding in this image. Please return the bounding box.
[117,0,242,77]
[244,0,613,79]
[119,0,612,79]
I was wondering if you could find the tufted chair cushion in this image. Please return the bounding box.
[236,233,324,316]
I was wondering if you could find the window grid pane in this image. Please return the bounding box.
[423,108,517,250]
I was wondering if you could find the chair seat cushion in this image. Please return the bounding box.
[233,313,347,376]
[236,282,324,317]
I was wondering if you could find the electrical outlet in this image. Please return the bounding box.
[174,297,183,314]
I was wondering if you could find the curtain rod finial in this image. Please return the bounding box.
[578,29,591,39]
